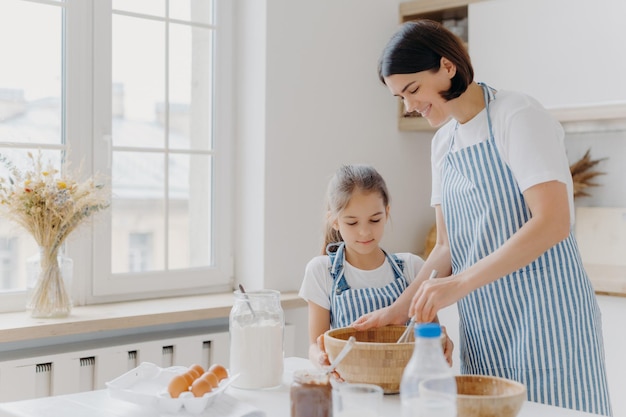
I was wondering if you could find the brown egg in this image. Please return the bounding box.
[189,364,205,376]
[200,371,219,388]
[181,371,196,386]
[208,364,228,381]
[168,374,189,398]
[191,377,213,397]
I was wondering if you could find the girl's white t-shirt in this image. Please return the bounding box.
[430,89,575,224]
[299,252,425,310]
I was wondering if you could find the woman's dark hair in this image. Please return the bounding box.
[378,19,473,101]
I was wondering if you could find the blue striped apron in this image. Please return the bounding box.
[327,242,409,329]
[441,83,612,415]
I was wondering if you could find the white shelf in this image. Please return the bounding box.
[549,102,626,133]
[0,291,306,344]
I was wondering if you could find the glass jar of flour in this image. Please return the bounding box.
[229,288,284,389]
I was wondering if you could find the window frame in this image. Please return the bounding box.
[0,0,234,311]
[89,0,234,300]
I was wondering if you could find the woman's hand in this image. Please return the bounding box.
[409,275,469,323]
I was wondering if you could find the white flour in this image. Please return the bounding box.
[229,319,284,389]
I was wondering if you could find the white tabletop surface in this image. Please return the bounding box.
[0,357,601,417]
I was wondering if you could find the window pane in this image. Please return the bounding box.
[0,1,62,145]
[112,14,165,148]
[168,153,212,269]
[169,0,214,25]
[169,23,213,151]
[112,0,165,17]
[0,237,20,289]
[111,152,165,273]
[129,232,153,272]
[94,0,230,297]
[0,0,64,296]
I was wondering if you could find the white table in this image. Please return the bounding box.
[0,358,602,417]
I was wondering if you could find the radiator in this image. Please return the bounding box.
[0,324,295,402]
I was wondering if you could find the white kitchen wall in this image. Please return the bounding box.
[469,0,626,109]
[233,0,434,295]
[232,1,626,415]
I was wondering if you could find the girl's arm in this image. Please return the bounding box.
[352,205,453,329]
[307,301,331,368]
[410,180,571,322]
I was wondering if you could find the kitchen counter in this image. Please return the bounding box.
[0,357,602,417]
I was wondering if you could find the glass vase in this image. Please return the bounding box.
[26,247,73,318]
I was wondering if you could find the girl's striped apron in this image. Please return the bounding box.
[327,242,409,329]
[441,83,612,415]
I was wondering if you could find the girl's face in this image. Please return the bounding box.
[333,189,389,259]
[384,57,456,128]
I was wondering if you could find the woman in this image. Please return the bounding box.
[352,20,612,415]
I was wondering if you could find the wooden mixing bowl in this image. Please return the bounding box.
[456,374,526,417]
[324,326,413,394]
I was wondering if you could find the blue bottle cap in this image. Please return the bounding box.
[415,323,441,338]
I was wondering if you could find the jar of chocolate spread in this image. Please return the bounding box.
[290,369,332,417]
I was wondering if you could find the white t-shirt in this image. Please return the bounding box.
[299,252,425,310]
[430,88,575,224]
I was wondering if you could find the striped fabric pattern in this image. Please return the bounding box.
[327,243,409,329]
[440,84,612,415]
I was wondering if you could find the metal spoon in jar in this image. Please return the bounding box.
[238,284,256,318]
[326,336,356,375]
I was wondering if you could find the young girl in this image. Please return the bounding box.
[299,164,425,367]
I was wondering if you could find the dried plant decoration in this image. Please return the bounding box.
[570,148,607,198]
[0,150,109,317]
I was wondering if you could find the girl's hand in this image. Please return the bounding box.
[441,324,454,367]
[309,334,344,380]
[309,334,330,368]
[352,305,406,330]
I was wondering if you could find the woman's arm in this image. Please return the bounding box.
[409,180,571,322]
[307,301,331,368]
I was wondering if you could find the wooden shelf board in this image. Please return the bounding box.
[399,0,483,18]
[399,116,436,131]
[585,264,626,297]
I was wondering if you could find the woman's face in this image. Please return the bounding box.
[384,58,456,128]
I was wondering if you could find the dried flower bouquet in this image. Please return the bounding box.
[0,151,109,317]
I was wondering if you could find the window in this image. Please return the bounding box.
[0,0,233,312]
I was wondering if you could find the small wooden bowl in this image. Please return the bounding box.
[324,326,413,394]
[456,374,526,417]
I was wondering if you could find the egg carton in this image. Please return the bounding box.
[106,362,238,414]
